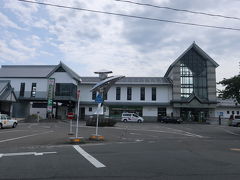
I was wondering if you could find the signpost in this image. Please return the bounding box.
[75,89,81,138]
[95,94,103,137]
[68,112,74,135]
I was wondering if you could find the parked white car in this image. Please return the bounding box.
[229,115,240,127]
[0,114,18,129]
[121,113,144,123]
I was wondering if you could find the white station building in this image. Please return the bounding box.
[0,42,238,122]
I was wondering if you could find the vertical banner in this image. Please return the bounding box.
[47,78,55,113]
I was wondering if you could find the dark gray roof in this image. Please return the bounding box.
[47,62,81,81]
[81,76,171,85]
[164,42,219,77]
[0,62,81,81]
[0,65,56,78]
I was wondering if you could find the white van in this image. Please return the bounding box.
[121,113,144,123]
[229,115,240,127]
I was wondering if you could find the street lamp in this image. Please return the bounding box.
[89,70,124,141]
[69,79,83,143]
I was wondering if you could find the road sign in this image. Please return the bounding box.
[95,94,103,103]
[67,112,74,120]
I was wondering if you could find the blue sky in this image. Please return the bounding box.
[0,0,240,82]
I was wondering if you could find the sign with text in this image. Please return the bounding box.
[47,78,55,112]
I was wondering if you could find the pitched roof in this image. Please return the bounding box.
[164,42,219,77]
[0,65,56,78]
[0,62,81,81]
[47,62,81,81]
[81,76,171,85]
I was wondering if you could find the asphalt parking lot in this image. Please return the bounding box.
[1,120,240,180]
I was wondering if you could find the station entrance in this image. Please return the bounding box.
[180,108,209,122]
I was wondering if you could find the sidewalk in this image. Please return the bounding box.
[209,118,229,126]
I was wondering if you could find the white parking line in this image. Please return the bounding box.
[73,145,106,168]
[0,131,54,143]
[111,126,204,138]
[0,151,57,158]
[222,129,240,136]
[0,130,29,134]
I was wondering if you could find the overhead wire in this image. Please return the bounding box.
[114,0,240,21]
[17,0,240,32]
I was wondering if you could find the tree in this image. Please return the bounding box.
[218,75,240,104]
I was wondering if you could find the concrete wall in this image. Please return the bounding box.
[0,78,48,95]
[215,107,240,118]
[170,62,181,101]
[30,107,47,119]
[207,61,217,102]
[80,84,172,103]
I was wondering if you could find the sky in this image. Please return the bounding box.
[0,0,240,84]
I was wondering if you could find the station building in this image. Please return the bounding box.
[0,62,81,119]
[0,42,233,122]
[80,42,219,122]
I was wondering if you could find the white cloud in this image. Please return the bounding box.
[0,12,23,30]
[1,0,240,80]
[10,39,36,55]
[3,0,39,25]
[0,40,32,62]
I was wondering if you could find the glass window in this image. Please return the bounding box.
[232,111,235,114]
[20,83,25,97]
[89,107,92,112]
[55,83,77,97]
[180,48,207,99]
[92,91,96,100]
[140,87,145,101]
[31,83,37,97]
[152,87,156,101]
[227,111,229,114]
[127,87,132,100]
[116,87,121,100]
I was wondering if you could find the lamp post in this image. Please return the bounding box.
[69,80,84,143]
[89,70,124,141]
[75,89,80,138]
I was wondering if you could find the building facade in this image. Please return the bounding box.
[80,42,219,122]
[0,42,225,122]
[164,42,219,121]
[0,62,81,119]
[80,77,173,121]
[216,98,240,118]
